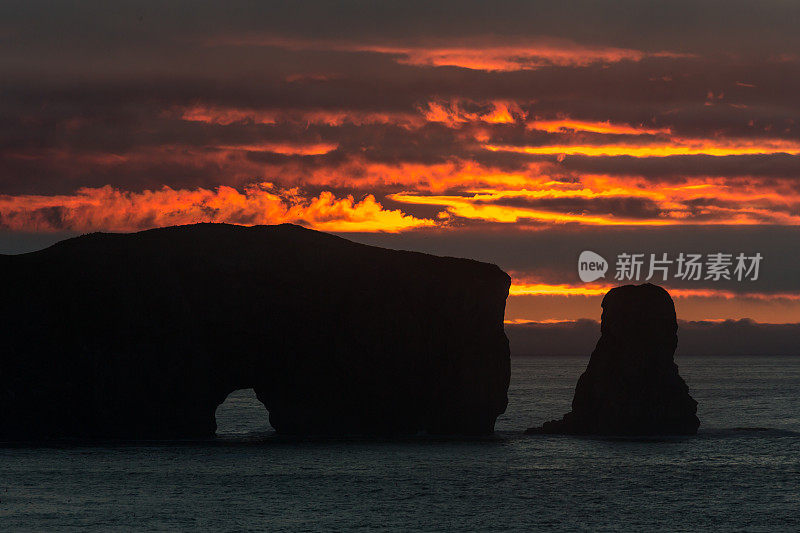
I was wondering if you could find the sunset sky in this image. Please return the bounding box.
[3,1,800,327]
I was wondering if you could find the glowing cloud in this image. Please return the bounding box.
[180,106,277,125]
[387,44,688,71]
[526,119,672,136]
[419,99,527,127]
[503,279,800,323]
[215,142,339,156]
[389,183,800,225]
[178,105,423,128]
[509,281,800,301]
[220,36,689,71]
[0,184,434,233]
[484,138,800,157]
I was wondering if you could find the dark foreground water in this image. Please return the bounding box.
[2,356,799,531]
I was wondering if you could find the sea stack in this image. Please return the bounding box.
[1,223,511,439]
[527,283,699,436]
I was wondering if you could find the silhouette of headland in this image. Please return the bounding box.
[526,283,700,436]
[1,223,511,439]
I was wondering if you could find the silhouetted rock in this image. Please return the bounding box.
[1,223,510,439]
[526,283,699,436]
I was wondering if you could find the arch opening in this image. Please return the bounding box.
[214,388,273,437]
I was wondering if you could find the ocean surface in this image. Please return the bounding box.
[2,355,798,531]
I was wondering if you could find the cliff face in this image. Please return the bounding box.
[528,283,699,436]
[1,223,511,439]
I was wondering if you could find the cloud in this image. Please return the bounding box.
[418,99,527,127]
[0,183,435,233]
[388,175,800,225]
[484,138,800,157]
[177,105,424,129]
[213,35,689,72]
[508,280,800,301]
[506,319,800,356]
[6,140,800,226]
[389,191,676,225]
[527,119,672,136]
[214,142,339,156]
[556,154,800,180]
[6,1,800,61]
[4,0,800,327]
[340,225,800,294]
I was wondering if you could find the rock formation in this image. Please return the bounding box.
[1,223,511,439]
[527,283,699,435]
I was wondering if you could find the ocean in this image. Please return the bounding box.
[2,355,798,531]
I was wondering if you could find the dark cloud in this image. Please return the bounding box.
[506,319,800,356]
[4,1,800,57]
[343,225,800,293]
[477,195,665,219]
[557,154,800,181]
[3,0,800,311]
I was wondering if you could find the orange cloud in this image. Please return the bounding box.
[179,101,528,131]
[485,138,800,157]
[389,191,679,225]
[387,44,688,71]
[504,318,570,325]
[419,99,527,127]
[177,105,424,128]
[479,101,527,124]
[526,119,672,136]
[504,290,800,324]
[263,159,544,192]
[0,183,435,233]
[504,280,800,324]
[509,281,800,301]
[10,140,800,226]
[509,283,612,296]
[180,106,277,125]
[389,182,800,225]
[215,142,338,156]
[6,145,551,194]
[220,35,689,71]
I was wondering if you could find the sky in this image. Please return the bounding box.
[3,1,800,334]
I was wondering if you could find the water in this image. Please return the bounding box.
[2,356,798,531]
